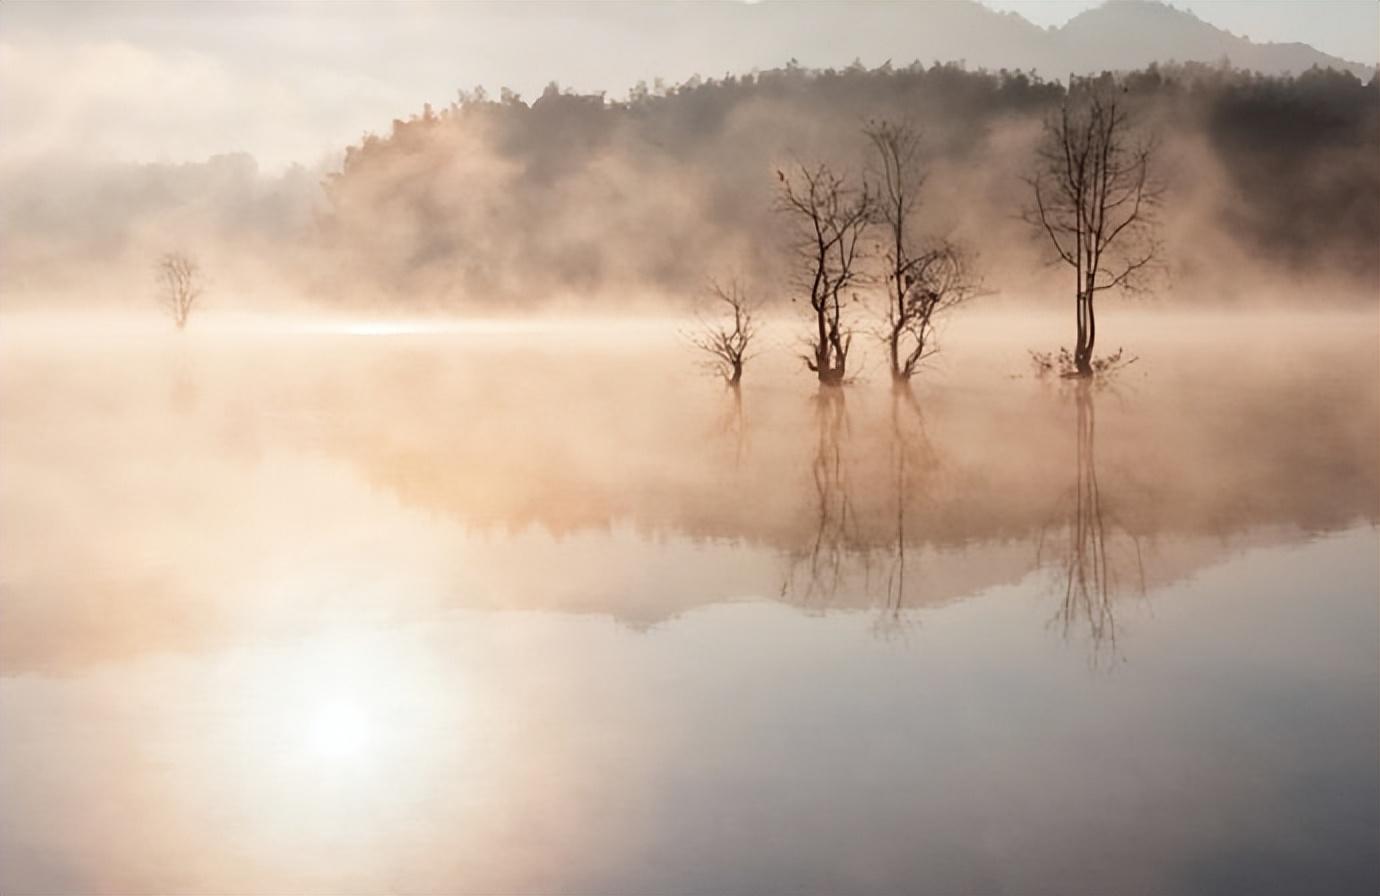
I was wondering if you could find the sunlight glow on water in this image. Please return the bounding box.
[305,698,372,763]
[0,315,1375,894]
[334,321,438,337]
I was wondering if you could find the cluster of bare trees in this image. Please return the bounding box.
[692,80,1160,388]
[691,118,979,390]
[772,120,983,389]
[159,87,1156,371]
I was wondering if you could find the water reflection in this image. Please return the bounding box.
[785,390,858,604]
[1,313,1377,894]
[874,386,941,637]
[718,383,747,467]
[1037,382,1148,665]
[1,315,1376,671]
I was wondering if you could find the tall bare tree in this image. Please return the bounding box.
[686,279,757,388]
[866,120,980,384]
[156,251,203,330]
[776,164,873,387]
[1025,84,1160,377]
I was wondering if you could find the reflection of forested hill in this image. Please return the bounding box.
[0,316,1375,672]
[313,325,1377,552]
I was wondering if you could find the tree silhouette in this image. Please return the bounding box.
[155,251,203,330]
[686,279,758,388]
[866,120,980,383]
[776,163,874,387]
[1025,83,1162,376]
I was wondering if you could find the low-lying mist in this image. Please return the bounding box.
[4,9,1379,895]
[1,62,1376,313]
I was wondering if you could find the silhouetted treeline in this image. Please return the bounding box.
[322,61,1379,306]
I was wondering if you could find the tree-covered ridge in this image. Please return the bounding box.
[322,61,1377,306]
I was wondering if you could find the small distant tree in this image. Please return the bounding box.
[156,251,203,330]
[776,164,873,387]
[866,120,980,383]
[1024,83,1161,377]
[686,279,758,388]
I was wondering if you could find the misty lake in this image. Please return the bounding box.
[1,309,1376,894]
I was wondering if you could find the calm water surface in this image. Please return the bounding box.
[1,310,1377,894]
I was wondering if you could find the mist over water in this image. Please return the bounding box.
[1,308,1376,893]
[3,2,1379,891]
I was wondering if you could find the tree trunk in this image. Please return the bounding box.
[888,328,904,383]
[1074,292,1095,377]
[815,306,831,384]
[1085,295,1097,371]
[812,304,847,387]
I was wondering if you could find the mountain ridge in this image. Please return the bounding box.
[726,0,1375,81]
[1048,0,1373,78]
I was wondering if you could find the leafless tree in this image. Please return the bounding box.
[1024,83,1161,377]
[776,163,873,387]
[156,251,203,330]
[686,279,758,388]
[866,120,980,384]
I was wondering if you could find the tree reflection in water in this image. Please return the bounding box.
[875,386,941,639]
[783,389,859,605]
[719,382,746,468]
[1039,381,1147,667]
[778,385,944,637]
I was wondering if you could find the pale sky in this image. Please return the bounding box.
[1,1,1375,171]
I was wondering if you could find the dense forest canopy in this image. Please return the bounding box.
[3,60,1376,309]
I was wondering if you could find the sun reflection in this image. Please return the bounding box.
[305,697,371,763]
[337,321,432,336]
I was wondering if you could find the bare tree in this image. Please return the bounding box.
[686,279,758,388]
[1024,83,1161,377]
[866,120,980,384]
[156,251,203,330]
[776,164,873,387]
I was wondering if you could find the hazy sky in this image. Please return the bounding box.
[1,1,1375,171]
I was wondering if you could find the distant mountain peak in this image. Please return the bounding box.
[1051,0,1371,77]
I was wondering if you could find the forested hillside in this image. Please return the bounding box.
[3,60,1374,309]
[322,62,1379,306]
